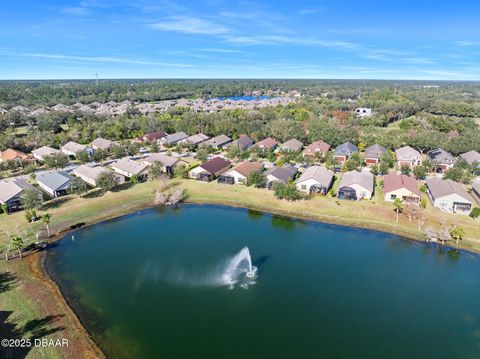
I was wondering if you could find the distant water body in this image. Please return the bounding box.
[215,95,270,101]
[47,205,480,359]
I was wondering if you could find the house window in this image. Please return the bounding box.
[238,178,245,183]
[390,194,397,200]
[301,185,307,190]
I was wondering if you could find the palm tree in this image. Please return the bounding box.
[11,235,24,259]
[393,198,403,222]
[450,226,466,244]
[43,213,51,237]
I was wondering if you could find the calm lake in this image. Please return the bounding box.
[215,95,270,101]
[47,205,480,359]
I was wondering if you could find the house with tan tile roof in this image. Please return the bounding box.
[218,161,263,185]
[0,148,28,163]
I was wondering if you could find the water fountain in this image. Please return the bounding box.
[222,246,257,285]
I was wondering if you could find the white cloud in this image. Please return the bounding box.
[1,50,193,67]
[148,16,229,35]
[62,7,90,16]
[454,40,478,47]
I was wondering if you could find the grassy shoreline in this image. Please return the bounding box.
[1,179,479,358]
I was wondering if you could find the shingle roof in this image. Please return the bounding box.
[282,139,303,151]
[365,144,387,159]
[231,135,254,150]
[73,164,109,182]
[265,164,298,182]
[303,140,330,155]
[395,146,421,160]
[0,176,33,203]
[185,133,209,145]
[427,148,455,165]
[459,150,480,165]
[32,146,59,158]
[227,161,263,177]
[339,170,374,193]
[426,177,474,203]
[256,137,278,149]
[334,142,358,156]
[296,166,334,187]
[36,170,73,191]
[112,158,148,175]
[204,135,232,147]
[200,157,231,174]
[165,132,188,143]
[61,141,86,153]
[142,131,167,142]
[144,153,180,167]
[383,174,420,197]
[90,137,113,150]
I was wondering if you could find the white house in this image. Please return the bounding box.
[338,170,374,200]
[296,166,334,194]
[72,164,124,187]
[61,141,91,157]
[32,146,59,161]
[36,170,73,197]
[111,158,149,179]
[426,177,474,214]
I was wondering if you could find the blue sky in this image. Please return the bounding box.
[1,0,480,80]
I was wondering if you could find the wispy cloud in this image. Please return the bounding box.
[148,16,229,35]
[1,50,193,67]
[62,6,90,16]
[198,48,242,53]
[298,8,323,15]
[454,40,478,47]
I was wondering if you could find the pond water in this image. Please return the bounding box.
[215,95,270,101]
[47,205,480,359]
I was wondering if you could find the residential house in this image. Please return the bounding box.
[472,181,480,205]
[459,150,480,166]
[32,146,59,161]
[333,142,358,164]
[256,137,278,151]
[142,153,189,175]
[426,177,474,214]
[111,158,149,180]
[280,139,303,152]
[338,170,374,200]
[188,157,231,182]
[296,166,334,194]
[427,148,456,173]
[182,133,210,147]
[202,135,232,149]
[0,148,28,163]
[459,150,480,175]
[0,176,36,213]
[228,135,255,151]
[364,144,387,166]
[355,107,372,117]
[61,141,92,158]
[36,170,73,198]
[383,174,421,204]
[162,132,188,146]
[265,165,298,189]
[90,137,114,152]
[395,146,422,168]
[303,140,330,158]
[218,161,263,185]
[138,131,168,143]
[73,164,124,187]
